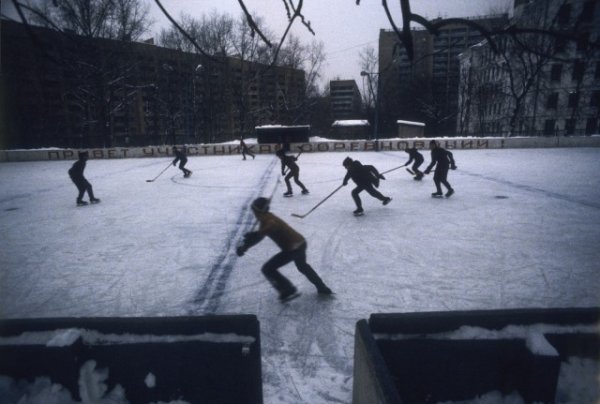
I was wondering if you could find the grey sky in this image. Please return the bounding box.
[147,0,513,90]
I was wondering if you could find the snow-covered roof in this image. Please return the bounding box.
[255,124,310,129]
[332,120,370,127]
[397,119,425,127]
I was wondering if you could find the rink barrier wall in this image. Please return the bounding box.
[0,315,263,404]
[352,307,600,404]
[1,136,600,162]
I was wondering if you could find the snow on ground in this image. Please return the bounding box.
[1,147,600,403]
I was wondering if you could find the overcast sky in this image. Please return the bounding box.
[2,0,513,91]
[147,0,513,90]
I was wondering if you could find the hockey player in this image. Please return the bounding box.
[236,197,333,301]
[277,149,309,197]
[240,137,255,160]
[342,157,391,216]
[68,151,100,206]
[423,140,457,197]
[172,146,192,178]
[402,146,425,180]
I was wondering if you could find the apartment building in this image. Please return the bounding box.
[458,0,600,136]
[329,79,362,120]
[1,20,305,148]
[378,14,508,136]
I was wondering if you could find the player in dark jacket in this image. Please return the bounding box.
[240,137,255,160]
[68,151,100,206]
[236,197,332,301]
[277,149,308,197]
[172,146,192,177]
[402,146,424,180]
[423,140,457,197]
[342,157,391,216]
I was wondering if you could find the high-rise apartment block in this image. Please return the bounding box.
[378,15,508,136]
[1,20,305,148]
[329,79,362,120]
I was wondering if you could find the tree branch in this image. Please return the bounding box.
[153,0,221,62]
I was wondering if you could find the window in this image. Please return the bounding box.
[580,1,595,23]
[550,64,562,82]
[590,91,600,107]
[577,32,589,51]
[558,4,571,25]
[572,61,585,81]
[565,119,576,135]
[568,92,579,108]
[585,118,597,135]
[544,119,556,136]
[546,92,559,109]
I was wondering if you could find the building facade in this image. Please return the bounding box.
[1,20,305,149]
[458,0,600,137]
[378,14,508,136]
[329,79,362,120]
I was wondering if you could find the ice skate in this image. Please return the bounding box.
[317,286,333,295]
[279,288,300,302]
[445,189,454,198]
[76,200,88,206]
[301,189,309,195]
[353,208,364,216]
[382,197,392,206]
[90,198,101,204]
[432,192,443,198]
[283,191,293,197]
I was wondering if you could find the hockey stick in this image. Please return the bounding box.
[146,162,172,182]
[381,164,406,175]
[291,184,344,219]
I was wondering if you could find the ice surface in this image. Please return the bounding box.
[1,147,600,403]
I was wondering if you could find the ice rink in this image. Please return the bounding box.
[1,147,599,403]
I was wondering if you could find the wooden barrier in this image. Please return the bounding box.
[352,307,600,404]
[0,315,263,404]
[1,136,599,162]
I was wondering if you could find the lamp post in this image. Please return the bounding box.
[361,70,380,150]
[192,64,203,144]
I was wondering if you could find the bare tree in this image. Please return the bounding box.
[21,0,151,40]
[359,45,378,110]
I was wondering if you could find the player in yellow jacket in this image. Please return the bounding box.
[236,197,332,301]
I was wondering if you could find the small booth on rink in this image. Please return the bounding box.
[330,120,371,140]
[397,119,425,138]
[255,125,310,145]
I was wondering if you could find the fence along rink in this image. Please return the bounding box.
[1,136,599,162]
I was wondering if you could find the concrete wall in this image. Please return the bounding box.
[1,136,599,162]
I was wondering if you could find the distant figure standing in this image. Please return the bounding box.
[236,197,333,302]
[342,157,391,216]
[423,140,457,198]
[172,146,192,178]
[68,151,100,206]
[277,149,308,197]
[402,146,424,180]
[240,137,255,160]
